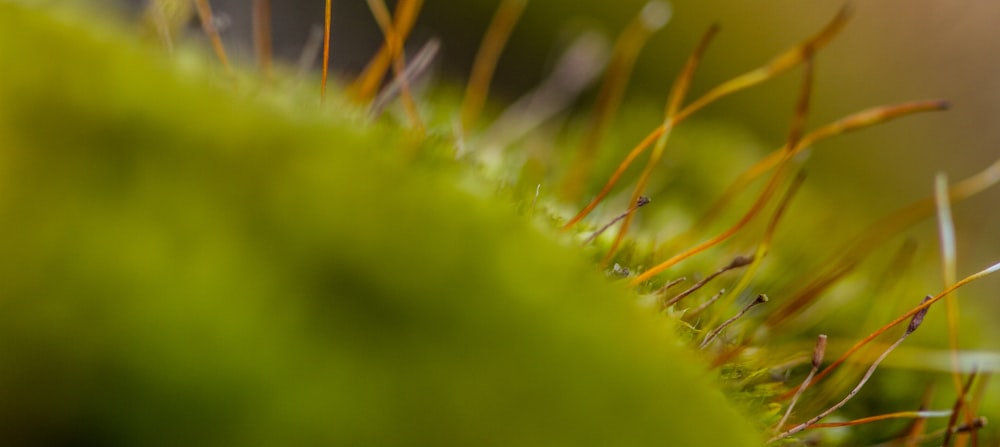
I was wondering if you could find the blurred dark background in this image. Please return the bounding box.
[118,0,1000,304]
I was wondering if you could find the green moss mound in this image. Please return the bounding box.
[0,5,759,446]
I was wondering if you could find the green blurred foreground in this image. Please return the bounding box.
[0,5,758,445]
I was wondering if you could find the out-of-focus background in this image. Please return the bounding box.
[119,0,1000,304]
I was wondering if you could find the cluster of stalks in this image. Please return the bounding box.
[146,0,1000,444]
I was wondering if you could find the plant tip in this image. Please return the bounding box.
[956,416,988,432]
[728,255,755,269]
[611,263,631,278]
[640,1,672,31]
[906,295,933,334]
[812,334,828,368]
[839,2,855,19]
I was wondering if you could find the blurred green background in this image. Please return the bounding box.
[4,2,997,443]
[0,5,765,444]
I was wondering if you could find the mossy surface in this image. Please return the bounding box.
[0,5,760,446]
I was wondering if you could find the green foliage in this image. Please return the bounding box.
[0,5,760,445]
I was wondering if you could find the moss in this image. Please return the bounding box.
[0,5,760,446]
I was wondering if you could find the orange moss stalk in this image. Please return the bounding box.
[956,373,992,447]
[560,22,716,234]
[321,0,332,102]
[778,260,1000,402]
[563,6,850,235]
[690,100,948,236]
[599,23,717,264]
[721,170,806,310]
[901,384,937,446]
[809,409,953,429]
[630,54,816,285]
[774,334,828,434]
[352,0,423,103]
[193,0,232,75]
[561,1,671,201]
[768,296,932,443]
[936,173,979,446]
[369,39,440,120]
[942,372,979,447]
[460,0,527,133]
[766,157,1000,329]
[362,0,426,132]
[253,0,273,78]
[907,419,988,445]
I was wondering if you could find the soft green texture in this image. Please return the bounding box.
[0,5,759,446]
